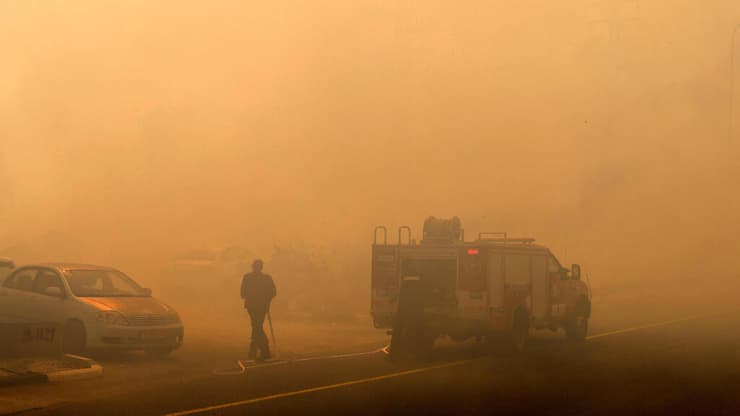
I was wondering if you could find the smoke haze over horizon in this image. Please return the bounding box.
[1,0,739,286]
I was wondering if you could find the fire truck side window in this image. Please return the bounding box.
[505,254,530,285]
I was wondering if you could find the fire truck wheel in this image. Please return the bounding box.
[388,328,410,361]
[414,332,436,361]
[510,311,529,352]
[389,329,434,361]
[566,302,590,341]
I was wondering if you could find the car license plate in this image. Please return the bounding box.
[140,330,168,341]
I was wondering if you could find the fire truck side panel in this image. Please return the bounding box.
[486,252,507,330]
[457,248,488,321]
[505,253,530,333]
[485,248,551,332]
[530,255,550,326]
[371,245,399,329]
[504,285,529,331]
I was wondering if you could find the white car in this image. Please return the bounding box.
[0,263,184,356]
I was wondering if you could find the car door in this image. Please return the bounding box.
[27,268,69,324]
[0,267,41,321]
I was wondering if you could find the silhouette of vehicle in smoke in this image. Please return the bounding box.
[372,217,591,359]
[0,257,14,282]
[0,263,184,357]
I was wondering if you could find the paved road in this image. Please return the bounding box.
[21,310,740,415]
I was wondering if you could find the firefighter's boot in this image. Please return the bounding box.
[258,344,271,361]
[248,343,258,360]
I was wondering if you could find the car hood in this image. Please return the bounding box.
[78,297,175,315]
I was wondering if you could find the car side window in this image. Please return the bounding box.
[32,270,65,297]
[4,268,38,292]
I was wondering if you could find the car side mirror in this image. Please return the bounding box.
[140,288,153,296]
[571,264,581,281]
[44,286,64,298]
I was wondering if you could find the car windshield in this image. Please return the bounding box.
[66,269,145,297]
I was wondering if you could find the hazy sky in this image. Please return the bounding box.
[1,0,739,281]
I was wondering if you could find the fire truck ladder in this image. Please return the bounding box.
[398,226,412,246]
[373,225,414,246]
[374,226,388,245]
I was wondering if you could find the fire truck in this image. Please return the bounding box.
[371,217,590,357]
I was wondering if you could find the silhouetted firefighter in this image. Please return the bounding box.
[388,277,434,361]
[240,259,276,361]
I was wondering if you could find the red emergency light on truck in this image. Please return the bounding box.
[371,217,591,357]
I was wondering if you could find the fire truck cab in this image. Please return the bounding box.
[371,217,590,357]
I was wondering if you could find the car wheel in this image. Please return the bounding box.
[414,331,437,362]
[62,320,86,355]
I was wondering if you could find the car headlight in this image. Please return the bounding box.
[96,311,130,326]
